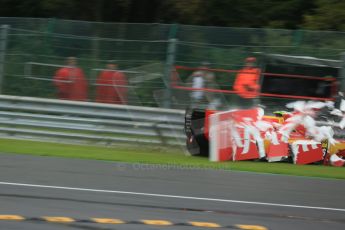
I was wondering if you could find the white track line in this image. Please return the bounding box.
[0,181,344,212]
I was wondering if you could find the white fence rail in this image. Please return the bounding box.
[0,95,186,146]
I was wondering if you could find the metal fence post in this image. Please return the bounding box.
[0,25,9,95]
[163,38,177,108]
[340,52,345,93]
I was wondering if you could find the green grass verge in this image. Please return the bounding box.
[0,138,344,179]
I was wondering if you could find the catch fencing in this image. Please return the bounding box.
[1,18,345,110]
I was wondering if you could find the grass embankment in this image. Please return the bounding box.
[0,138,344,179]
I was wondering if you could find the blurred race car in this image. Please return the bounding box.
[183,54,345,166]
[184,105,345,166]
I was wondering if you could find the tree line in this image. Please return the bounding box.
[0,0,344,31]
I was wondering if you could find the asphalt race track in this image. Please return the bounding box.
[0,153,344,230]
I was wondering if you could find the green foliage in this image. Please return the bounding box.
[303,0,345,31]
[0,0,344,31]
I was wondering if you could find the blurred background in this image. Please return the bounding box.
[0,0,344,147]
[0,0,345,107]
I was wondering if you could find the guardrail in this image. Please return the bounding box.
[0,95,186,147]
